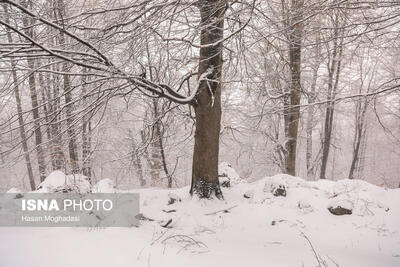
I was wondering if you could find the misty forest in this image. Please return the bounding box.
[0,0,399,192]
[0,0,400,266]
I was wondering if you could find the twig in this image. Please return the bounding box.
[161,218,172,228]
[300,231,322,267]
[205,205,239,216]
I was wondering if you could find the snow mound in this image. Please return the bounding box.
[6,187,22,194]
[218,162,242,186]
[36,171,91,193]
[4,187,23,199]
[92,178,116,193]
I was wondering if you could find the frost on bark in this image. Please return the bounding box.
[190,0,226,199]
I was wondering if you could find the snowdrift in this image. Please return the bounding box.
[1,171,399,267]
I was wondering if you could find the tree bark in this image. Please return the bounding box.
[284,0,303,176]
[190,0,226,199]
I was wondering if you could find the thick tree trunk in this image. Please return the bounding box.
[4,5,36,190]
[190,0,225,199]
[284,0,303,176]
[21,0,46,182]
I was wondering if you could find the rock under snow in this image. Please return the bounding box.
[36,171,91,193]
[167,192,181,205]
[328,199,353,215]
[5,188,23,199]
[263,175,290,197]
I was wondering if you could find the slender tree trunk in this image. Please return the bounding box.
[151,99,172,188]
[190,0,226,199]
[149,101,162,186]
[81,69,92,182]
[284,0,303,176]
[50,63,65,171]
[320,18,343,179]
[144,40,170,187]
[306,28,321,179]
[55,0,79,173]
[4,5,36,190]
[21,0,46,182]
[349,98,368,179]
[141,127,155,184]
[128,129,146,187]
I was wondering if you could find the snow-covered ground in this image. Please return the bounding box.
[0,168,399,267]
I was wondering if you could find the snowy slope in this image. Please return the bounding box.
[0,173,399,267]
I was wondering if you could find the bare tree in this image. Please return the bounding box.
[20,0,46,182]
[3,4,35,190]
[320,12,344,180]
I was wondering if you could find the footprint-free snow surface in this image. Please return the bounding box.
[1,173,399,267]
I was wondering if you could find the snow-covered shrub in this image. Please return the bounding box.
[218,162,242,187]
[92,178,116,193]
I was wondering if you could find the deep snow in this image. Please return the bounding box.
[0,170,399,267]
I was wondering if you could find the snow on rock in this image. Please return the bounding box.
[218,162,242,187]
[243,189,254,199]
[328,199,353,215]
[167,192,181,205]
[5,188,23,199]
[92,178,116,193]
[6,187,22,194]
[36,171,91,193]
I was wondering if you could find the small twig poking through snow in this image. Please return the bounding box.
[161,234,208,255]
[204,205,239,216]
[161,219,173,228]
[300,232,339,267]
[162,209,176,213]
[301,231,322,267]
